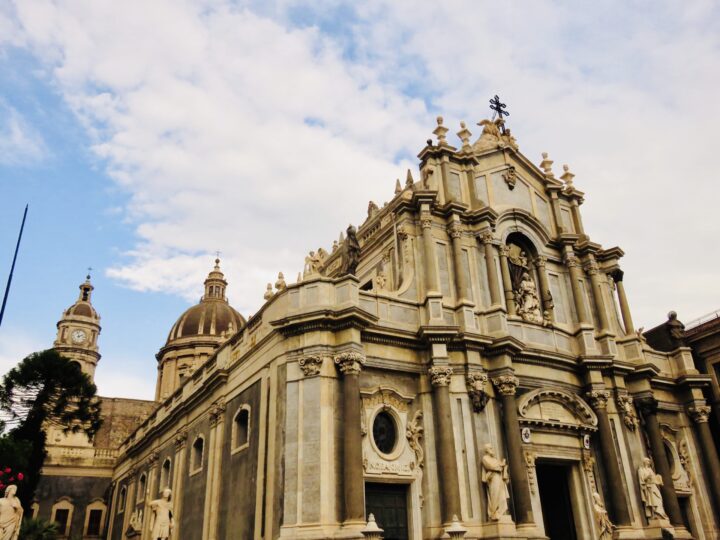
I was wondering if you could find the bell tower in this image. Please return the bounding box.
[53,274,101,380]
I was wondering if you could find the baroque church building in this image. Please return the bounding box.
[34,112,720,540]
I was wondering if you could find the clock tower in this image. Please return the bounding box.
[53,274,101,380]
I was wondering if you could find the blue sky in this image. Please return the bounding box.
[1,0,719,399]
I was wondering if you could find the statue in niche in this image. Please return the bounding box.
[481,444,510,521]
[149,488,174,540]
[516,272,543,323]
[0,485,22,540]
[638,458,668,520]
[592,492,614,540]
[341,225,361,276]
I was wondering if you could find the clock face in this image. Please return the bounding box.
[71,329,87,344]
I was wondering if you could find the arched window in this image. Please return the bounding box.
[137,473,147,503]
[118,486,127,513]
[160,458,172,491]
[51,497,74,537]
[232,406,251,453]
[84,499,106,537]
[191,436,204,474]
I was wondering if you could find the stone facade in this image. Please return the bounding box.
[35,114,720,539]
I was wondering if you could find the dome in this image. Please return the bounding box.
[164,259,245,346]
[67,302,98,318]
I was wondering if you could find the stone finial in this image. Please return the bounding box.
[395,178,402,194]
[433,116,449,146]
[446,515,467,540]
[339,230,345,243]
[457,121,472,152]
[296,272,302,283]
[540,152,555,177]
[561,164,575,187]
[263,283,273,300]
[405,169,415,190]
[275,272,286,291]
[361,513,384,540]
[332,239,339,252]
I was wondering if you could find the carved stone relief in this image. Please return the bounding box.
[517,388,598,431]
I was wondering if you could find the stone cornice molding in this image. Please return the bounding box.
[334,351,366,376]
[687,405,711,424]
[429,366,453,387]
[299,355,324,377]
[492,375,519,396]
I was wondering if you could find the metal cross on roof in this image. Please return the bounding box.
[489,95,509,120]
[87,266,93,279]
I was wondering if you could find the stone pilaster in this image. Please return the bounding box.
[206,400,226,540]
[479,233,502,306]
[491,375,534,525]
[534,256,554,322]
[448,222,470,303]
[637,398,684,527]
[687,405,720,514]
[429,365,462,523]
[142,452,160,539]
[172,430,188,540]
[498,245,517,316]
[421,215,439,295]
[334,351,367,525]
[565,253,590,325]
[585,390,631,525]
[585,257,611,334]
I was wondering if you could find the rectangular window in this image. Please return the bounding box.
[55,509,70,535]
[87,509,102,535]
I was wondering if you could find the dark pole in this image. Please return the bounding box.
[0,204,29,329]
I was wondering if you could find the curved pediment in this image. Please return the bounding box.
[517,388,597,431]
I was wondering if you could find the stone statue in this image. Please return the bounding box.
[0,485,22,540]
[342,225,361,276]
[149,488,174,540]
[481,444,510,521]
[666,311,686,349]
[592,492,614,540]
[127,508,143,534]
[638,458,668,520]
[516,272,543,323]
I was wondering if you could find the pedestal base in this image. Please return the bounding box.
[477,516,518,540]
[641,519,693,540]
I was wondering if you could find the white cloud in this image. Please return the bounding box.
[0,326,44,376]
[0,100,47,165]
[4,0,720,329]
[93,367,157,401]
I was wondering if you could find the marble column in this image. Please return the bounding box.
[429,366,462,522]
[687,405,720,513]
[172,430,188,540]
[565,253,590,325]
[637,398,683,526]
[479,233,502,306]
[498,245,517,316]
[534,256,554,322]
[207,401,226,540]
[585,258,611,334]
[335,351,367,525]
[448,223,469,302]
[421,215,439,294]
[585,390,631,525]
[611,270,635,334]
[492,375,534,525]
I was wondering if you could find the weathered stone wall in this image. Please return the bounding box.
[180,416,210,538]
[95,397,157,449]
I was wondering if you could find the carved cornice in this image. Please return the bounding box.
[585,390,610,410]
[492,375,519,396]
[298,355,324,377]
[334,351,366,376]
[429,366,453,387]
[687,405,711,424]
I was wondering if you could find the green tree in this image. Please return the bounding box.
[19,517,59,540]
[0,349,102,507]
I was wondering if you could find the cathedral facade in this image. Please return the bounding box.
[35,114,720,540]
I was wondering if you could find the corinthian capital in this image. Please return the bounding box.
[492,375,519,396]
[584,260,599,275]
[448,223,463,239]
[585,390,610,410]
[299,355,323,377]
[429,366,453,387]
[687,405,711,424]
[479,232,495,245]
[421,217,433,230]
[498,244,510,257]
[334,351,366,376]
[534,256,547,268]
[564,254,580,268]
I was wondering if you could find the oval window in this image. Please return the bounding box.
[372,411,397,454]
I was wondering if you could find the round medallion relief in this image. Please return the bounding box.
[372,411,397,455]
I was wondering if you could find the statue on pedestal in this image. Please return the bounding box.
[638,458,668,520]
[592,492,614,540]
[0,485,22,540]
[481,444,510,521]
[342,225,361,276]
[149,488,174,540]
[516,272,543,324]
